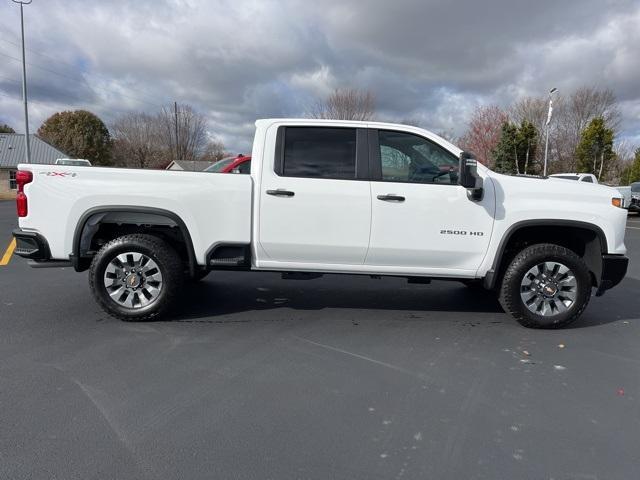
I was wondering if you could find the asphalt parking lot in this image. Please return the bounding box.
[1,200,639,480]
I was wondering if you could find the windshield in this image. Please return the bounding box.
[632,183,640,193]
[205,157,235,172]
[553,175,579,180]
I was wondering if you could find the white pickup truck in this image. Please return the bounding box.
[13,119,629,328]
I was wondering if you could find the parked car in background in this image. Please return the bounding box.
[204,154,251,174]
[615,186,632,210]
[549,173,598,183]
[55,158,92,167]
[630,182,640,213]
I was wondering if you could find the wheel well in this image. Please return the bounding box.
[73,209,195,274]
[491,224,605,289]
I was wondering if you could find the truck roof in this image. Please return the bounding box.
[255,118,463,156]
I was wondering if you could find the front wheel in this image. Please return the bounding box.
[499,243,591,329]
[89,234,183,321]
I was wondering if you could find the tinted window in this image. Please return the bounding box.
[238,159,251,174]
[283,127,356,179]
[581,177,593,183]
[632,183,640,193]
[206,157,235,173]
[378,130,458,184]
[553,175,579,180]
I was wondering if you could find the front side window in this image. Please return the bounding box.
[282,127,357,179]
[9,170,17,190]
[581,176,594,183]
[378,130,458,184]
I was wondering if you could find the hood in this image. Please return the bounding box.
[487,171,621,204]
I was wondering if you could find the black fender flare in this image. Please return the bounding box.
[483,219,608,289]
[71,206,196,275]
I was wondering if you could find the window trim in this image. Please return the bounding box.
[9,169,17,190]
[368,128,460,186]
[274,126,369,181]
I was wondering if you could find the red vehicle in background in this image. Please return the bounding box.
[205,154,251,174]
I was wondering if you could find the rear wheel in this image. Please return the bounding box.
[499,243,591,328]
[89,234,183,321]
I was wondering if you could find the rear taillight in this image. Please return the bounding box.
[16,170,33,218]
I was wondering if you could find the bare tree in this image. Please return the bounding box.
[200,139,229,162]
[552,86,620,172]
[157,103,209,162]
[458,105,509,167]
[111,112,166,169]
[310,88,376,121]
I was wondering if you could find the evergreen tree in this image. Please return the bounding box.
[621,148,640,184]
[492,121,539,175]
[575,117,614,181]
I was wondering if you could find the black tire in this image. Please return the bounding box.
[498,243,591,329]
[89,234,183,321]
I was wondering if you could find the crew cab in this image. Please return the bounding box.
[12,119,629,328]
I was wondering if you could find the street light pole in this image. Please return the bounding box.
[543,87,557,177]
[12,0,32,164]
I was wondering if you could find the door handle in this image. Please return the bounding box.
[266,189,295,197]
[377,194,405,202]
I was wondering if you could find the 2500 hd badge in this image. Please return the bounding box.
[440,229,484,236]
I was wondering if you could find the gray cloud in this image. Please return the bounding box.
[0,0,638,152]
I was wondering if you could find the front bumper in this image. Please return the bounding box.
[595,254,629,296]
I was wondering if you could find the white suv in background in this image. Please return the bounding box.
[550,173,598,183]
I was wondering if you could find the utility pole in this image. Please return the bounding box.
[13,0,32,164]
[174,101,179,161]
[543,87,557,177]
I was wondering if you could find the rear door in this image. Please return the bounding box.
[366,129,495,274]
[258,125,371,266]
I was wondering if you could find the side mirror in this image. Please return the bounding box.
[458,151,484,201]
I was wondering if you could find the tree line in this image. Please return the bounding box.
[2,85,639,183]
[1,105,229,169]
[458,86,640,184]
[309,85,640,185]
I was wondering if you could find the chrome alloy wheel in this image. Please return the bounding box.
[103,252,163,309]
[520,261,578,317]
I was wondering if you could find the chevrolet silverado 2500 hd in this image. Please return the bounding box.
[12,119,629,328]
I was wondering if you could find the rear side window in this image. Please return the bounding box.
[581,176,593,183]
[282,127,356,179]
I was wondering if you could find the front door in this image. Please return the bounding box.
[366,129,495,275]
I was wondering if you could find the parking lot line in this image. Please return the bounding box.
[0,238,16,266]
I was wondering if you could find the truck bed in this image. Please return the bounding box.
[18,164,253,264]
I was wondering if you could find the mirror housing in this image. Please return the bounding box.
[458,151,483,201]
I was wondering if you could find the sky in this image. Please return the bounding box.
[0,0,639,153]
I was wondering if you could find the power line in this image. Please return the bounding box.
[0,49,166,109]
[0,31,169,107]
